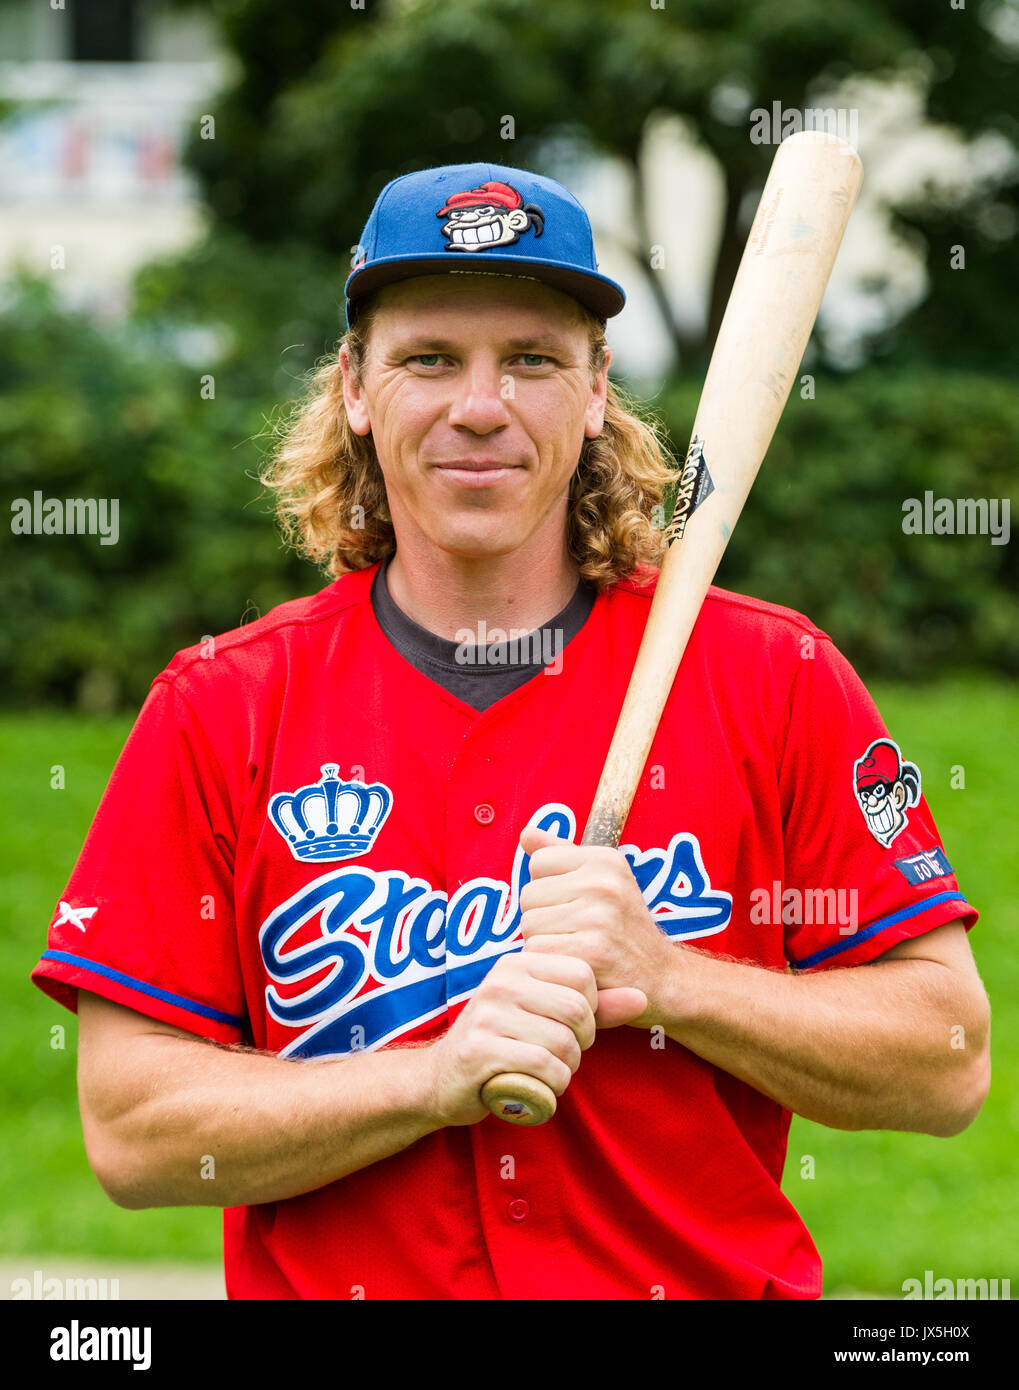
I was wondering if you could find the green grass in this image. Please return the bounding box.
[1,684,1016,1292]
[0,712,221,1260]
[785,677,1018,1295]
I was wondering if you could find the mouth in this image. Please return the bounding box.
[448,221,500,246]
[868,803,896,833]
[433,460,525,488]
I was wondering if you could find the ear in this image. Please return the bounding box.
[891,783,907,809]
[339,343,372,437]
[584,345,611,439]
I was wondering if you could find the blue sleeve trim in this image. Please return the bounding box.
[40,950,247,1029]
[790,892,968,972]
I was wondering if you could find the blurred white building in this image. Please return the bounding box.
[0,0,228,318]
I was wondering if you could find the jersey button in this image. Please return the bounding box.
[474,802,496,825]
[507,1198,529,1222]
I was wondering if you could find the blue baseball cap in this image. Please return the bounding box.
[343,162,625,329]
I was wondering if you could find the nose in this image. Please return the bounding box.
[446,358,513,435]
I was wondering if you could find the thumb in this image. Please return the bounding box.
[594,987,649,1029]
[519,823,571,855]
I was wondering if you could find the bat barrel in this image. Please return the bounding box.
[581,130,862,853]
[483,131,862,1125]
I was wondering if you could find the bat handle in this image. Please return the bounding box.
[480,1072,557,1126]
[479,817,620,1125]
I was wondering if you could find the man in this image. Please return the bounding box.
[33,162,989,1300]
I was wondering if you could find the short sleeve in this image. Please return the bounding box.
[777,638,977,972]
[31,677,249,1043]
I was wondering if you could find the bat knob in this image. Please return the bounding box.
[480,1073,557,1126]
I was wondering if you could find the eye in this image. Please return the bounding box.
[518,354,550,367]
[410,354,444,368]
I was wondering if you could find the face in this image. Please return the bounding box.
[339,275,610,562]
[856,779,907,845]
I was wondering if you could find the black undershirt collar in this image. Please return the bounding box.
[370,555,597,712]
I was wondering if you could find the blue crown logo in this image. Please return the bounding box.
[269,765,393,863]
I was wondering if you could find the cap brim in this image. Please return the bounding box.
[345,253,625,326]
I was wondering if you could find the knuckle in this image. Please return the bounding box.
[578,933,607,971]
[482,955,513,985]
[525,848,550,875]
[455,1035,486,1082]
[473,980,503,1012]
[580,902,607,931]
[548,1057,573,1096]
[480,962,523,1000]
[469,998,503,1034]
[587,847,618,875]
[552,1023,582,1067]
[593,872,623,902]
[562,992,590,1029]
[570,956,597,990]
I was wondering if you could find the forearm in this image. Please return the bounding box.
[83,1035,442,1209]
[655,946,988,1136]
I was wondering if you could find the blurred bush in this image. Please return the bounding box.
[664,367,1019,679]
[1,266,1016,711]
[0,267,320,711]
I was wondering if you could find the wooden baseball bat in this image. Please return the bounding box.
[481,130,863,1125]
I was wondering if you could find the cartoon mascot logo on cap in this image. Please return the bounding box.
[437,181,544,252]
[853,738,921,848]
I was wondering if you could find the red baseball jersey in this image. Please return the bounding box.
[32,562,977,1299]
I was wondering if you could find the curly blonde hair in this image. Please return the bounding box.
[261,291,676,588]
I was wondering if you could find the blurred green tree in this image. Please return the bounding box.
[2,273,1015,708]
[3,0,1016,709]
[165,0,1019,370]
